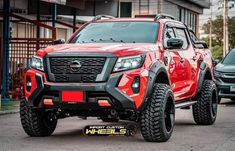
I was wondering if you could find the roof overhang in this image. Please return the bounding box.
[188,0,210,8]
[40,0,67,5]
[167,0,210,14]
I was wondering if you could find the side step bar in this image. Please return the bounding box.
[175,101,197,109]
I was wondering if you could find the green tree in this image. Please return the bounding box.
[211,45,223,61]
[202,16,235,49]
[201,37,221,47]
[201,37,223,60]
[202,16,235,60]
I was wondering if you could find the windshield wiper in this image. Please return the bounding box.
[98,38,126,43]
[78,38,128,43]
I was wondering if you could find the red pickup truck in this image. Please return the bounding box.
[20,14,218,142]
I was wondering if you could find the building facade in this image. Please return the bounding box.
[118,0,210,34]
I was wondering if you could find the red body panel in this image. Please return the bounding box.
[24,70,38,100]
[61,91,84,102]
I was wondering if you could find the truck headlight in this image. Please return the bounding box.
[113,55,145,72]
[214,70,223,78]
[31,55,44,71]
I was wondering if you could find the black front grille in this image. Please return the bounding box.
[221,78,235,83]
[220,73,235,83]
[48,57,106,82]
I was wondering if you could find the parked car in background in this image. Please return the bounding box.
[215,49,235,103]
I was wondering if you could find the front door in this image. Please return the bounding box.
[173,25,198,100]
[163,25,186,101]
[175,27,198,98]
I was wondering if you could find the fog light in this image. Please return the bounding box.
[43,99,54,106]
[132,77,140,94]
[26,76,32,92]
[26,81,32,87]
[98,100,111,106]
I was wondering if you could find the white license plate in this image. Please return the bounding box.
[230,86,235,92]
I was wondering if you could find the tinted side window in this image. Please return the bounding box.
[175,28,189,49]
[189,30,199,43]
[163,27,176,47]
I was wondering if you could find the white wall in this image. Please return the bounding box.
[161,1,178,19]
[132,0,159,17]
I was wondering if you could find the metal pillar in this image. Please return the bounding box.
[37,0,40,38]
[93,0,96,16]
[73,8,77,33]
[1,0,10,99]
[223,0,229,57]
[51,3,57,28]
[209,0,212,50]
[36,0,40,50]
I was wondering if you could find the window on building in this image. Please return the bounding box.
[179,9,182,21]
[178,7,197,33]
[192,14,196,33]
[189,13,192,29]
[185,10,188,25]
[120,2,132,17]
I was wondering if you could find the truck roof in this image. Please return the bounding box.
[95,17,184,25]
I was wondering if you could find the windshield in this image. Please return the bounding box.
[69,22,159,44]
[222,49,235,65]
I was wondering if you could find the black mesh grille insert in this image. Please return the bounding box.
[48,57,106,82]
[220,73,235,83]
[221,77,235,83]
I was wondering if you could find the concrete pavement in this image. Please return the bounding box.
[0,99,235,151]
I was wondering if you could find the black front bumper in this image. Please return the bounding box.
[28,73,136,110]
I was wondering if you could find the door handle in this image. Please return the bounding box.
[164,56,168,65]
[180,58,185,63]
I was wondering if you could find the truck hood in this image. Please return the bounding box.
[216,63,235,73]
[37,43,158,57]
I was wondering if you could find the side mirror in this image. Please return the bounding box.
[194,41,208,49]
[167,38,184,49]
[53,39,65,45]
[213,59,220,67]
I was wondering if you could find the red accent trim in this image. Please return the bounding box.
[118,68,148,109]
[36,49,47,57]
[24,70,37,101]
[61,90,84,102]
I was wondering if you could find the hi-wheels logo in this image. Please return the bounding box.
[83,124,137,136]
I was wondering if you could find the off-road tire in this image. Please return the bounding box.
[140,84,175,142]
[193,80,217,125]
[100,117,119,122]
[20,100,57,137]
